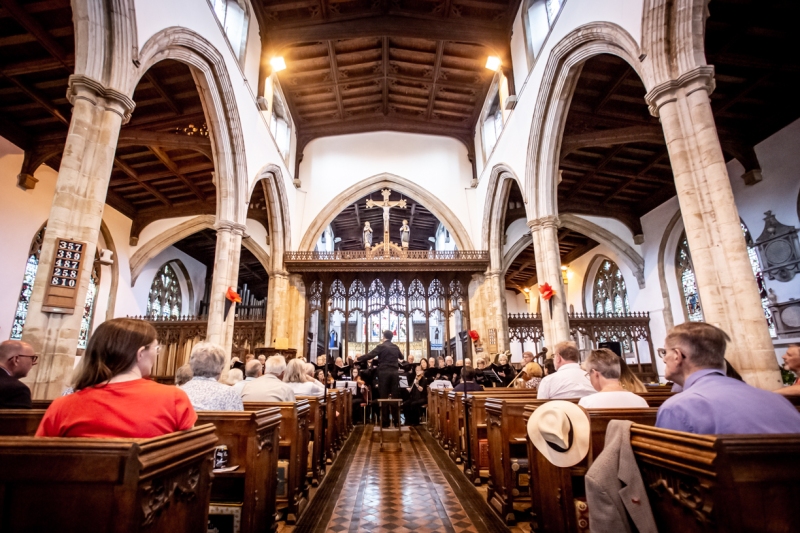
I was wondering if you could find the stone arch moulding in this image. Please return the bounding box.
[250,164,292,273]
[525,23,651,223]
[481,164,528,271]
[298,173,475,252]
[657,209,683,332]
[135,28,249,226]
[559,213,645,289]
[97,220,120,321]
[502,232,532,276]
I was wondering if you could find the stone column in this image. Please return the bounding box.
[206,221,245,367]
[646,67,780,389]
[21,76,134,399]
[265,271,289,346]
[528,216,570,346]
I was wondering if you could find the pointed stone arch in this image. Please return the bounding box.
[481,164,528,272]
[135,28,249,226]
[299,173,475,252]
[525,23,650,223]
[251,164,292,273]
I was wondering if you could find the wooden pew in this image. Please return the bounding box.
[0,424,217,532]
[0,409,46,436]
[343,388,354,432]
[631,424,800,533]
[335,389,346,446]
[243,400,310,524]
[463,390,540,485]
[196,408,282,533]
[325,390,339,461]
[437,389,449,446]
[485,397,555,522]
[426,388,438,433]
[297,395,326,486]
[525,406,658,533]
[30,399,52,409]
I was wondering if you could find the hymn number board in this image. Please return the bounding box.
[42,239,87,314]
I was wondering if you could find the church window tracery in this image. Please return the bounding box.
[592,259,629,316]
[211,0,249,62]
[741,221,776,337]
[676,233,703,322]
[146,262,183,319]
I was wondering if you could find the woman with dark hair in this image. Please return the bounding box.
[36,318,196,438]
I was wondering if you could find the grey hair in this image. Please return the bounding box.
[189,342,227,378]
[264,355,287,376]
[244,359,262,377]
[304,362,316,376]
[228,368,244,383]
[175,363,193,386]
[283,358,307,383]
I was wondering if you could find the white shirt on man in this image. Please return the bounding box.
[578,390,649,409]
[287,381,325,397]
[232,376,256,396]
[241,374,296,402]
[536,362,596,400]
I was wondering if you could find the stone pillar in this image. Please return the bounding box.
[21,76,134,399]
[528,216,570,346]
[646,67,780,389]
[206,221,245,367]
[265,271,290,347]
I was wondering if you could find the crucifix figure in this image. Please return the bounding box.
[366,188,407,245]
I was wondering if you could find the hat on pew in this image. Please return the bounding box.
[527,401,590,468]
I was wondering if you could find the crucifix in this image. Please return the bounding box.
[366,188,407,247]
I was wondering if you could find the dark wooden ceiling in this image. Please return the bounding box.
[503,180,597,293]
[173,229,270,299]
[327,189,440,251]
[253,0,522,162]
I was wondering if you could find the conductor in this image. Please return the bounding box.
[357,329,404,427]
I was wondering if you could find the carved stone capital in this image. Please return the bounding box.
[527,215,560,232]
[67,75,136,124]
[214,220,248,237]
[645,66,716,117]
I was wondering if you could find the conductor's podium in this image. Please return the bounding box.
[372,399,410,450]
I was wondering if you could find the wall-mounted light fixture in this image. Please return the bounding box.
[485,56,502,71]
[561,265,569,285]
[270,56,287,72]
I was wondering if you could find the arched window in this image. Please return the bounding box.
[523,0,564,66]
[11,225,100,347]
[741,222,776,337]
[676,233,703,322]
[592,259,630,316]
[147,263,183,319]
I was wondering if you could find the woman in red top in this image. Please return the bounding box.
[36,318,197,438]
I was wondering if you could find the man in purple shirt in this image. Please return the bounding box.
[657,322,800,434]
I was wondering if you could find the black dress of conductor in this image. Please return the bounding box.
[357,329,404,427]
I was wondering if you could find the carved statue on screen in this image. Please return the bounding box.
[363,221,373,248]
[400,220,410,248]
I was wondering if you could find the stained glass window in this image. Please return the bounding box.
[10,226,45,340]
[592,259,630,316]
[147,263,183,319]
[676,234,703,322]
[77,265,100,349]
[741,222,776,337]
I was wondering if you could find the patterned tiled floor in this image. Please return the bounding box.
[283,426,529,533]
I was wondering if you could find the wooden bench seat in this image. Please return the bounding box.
[524,406,658,532]
[0,424,217,532]
[243,400,310,524]
[325,390,339,461]
[196,408,282,533]
[631,424,800,533]
[297,395,327,486]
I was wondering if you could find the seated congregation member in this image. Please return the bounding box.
[181,342,243,411]
[775,343,800,397]
[36,318,196,438]
[305,362,326,388]
[284,358,325,397]
[233,359,262,395]
[242,355,296,402]
[522,351,535,365]
[492,353,515,386]
[228,368,244,386]
[453,367,484,392]
[0,340,36,408]
[404,364,429,425]
[578,349,648,408]
[543,358,556,376]
[174,363,193,386]
[618,357,647,393]
[537,341,596,400]
[657,322,800,434]
[514,362,543,389]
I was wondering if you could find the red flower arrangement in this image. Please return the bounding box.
[468,330,480,341]
[226,287,242,303]
[538,283,555,301]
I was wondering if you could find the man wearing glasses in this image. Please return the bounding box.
[0,340,37,408]
[656,322,800,434]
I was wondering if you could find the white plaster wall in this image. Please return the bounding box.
[297,132,476,247]
[503,218,530,257]
[245,218,270,254]
[133,0,298,243]
[505,290,528,314]
[0,140,59,339]
[129,246,208,316]
[509,1,529,95]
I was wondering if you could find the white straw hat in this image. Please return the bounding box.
[527,400,590,468]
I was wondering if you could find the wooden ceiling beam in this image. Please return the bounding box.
[1,0,70,66]
[600,147,669,205]
[564,145,624,199]
[0,72,68,124]
[425,41,445,120]
[0,56,73,76]
[326,41,345,119]
[112,157,173,207]
[593,68,629,113]
[382,36,389,115]
[560,125,664,159]
[117,129,212,157]
[147,146,207,202]
[143,72,181,115]
[266,14,508,54]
